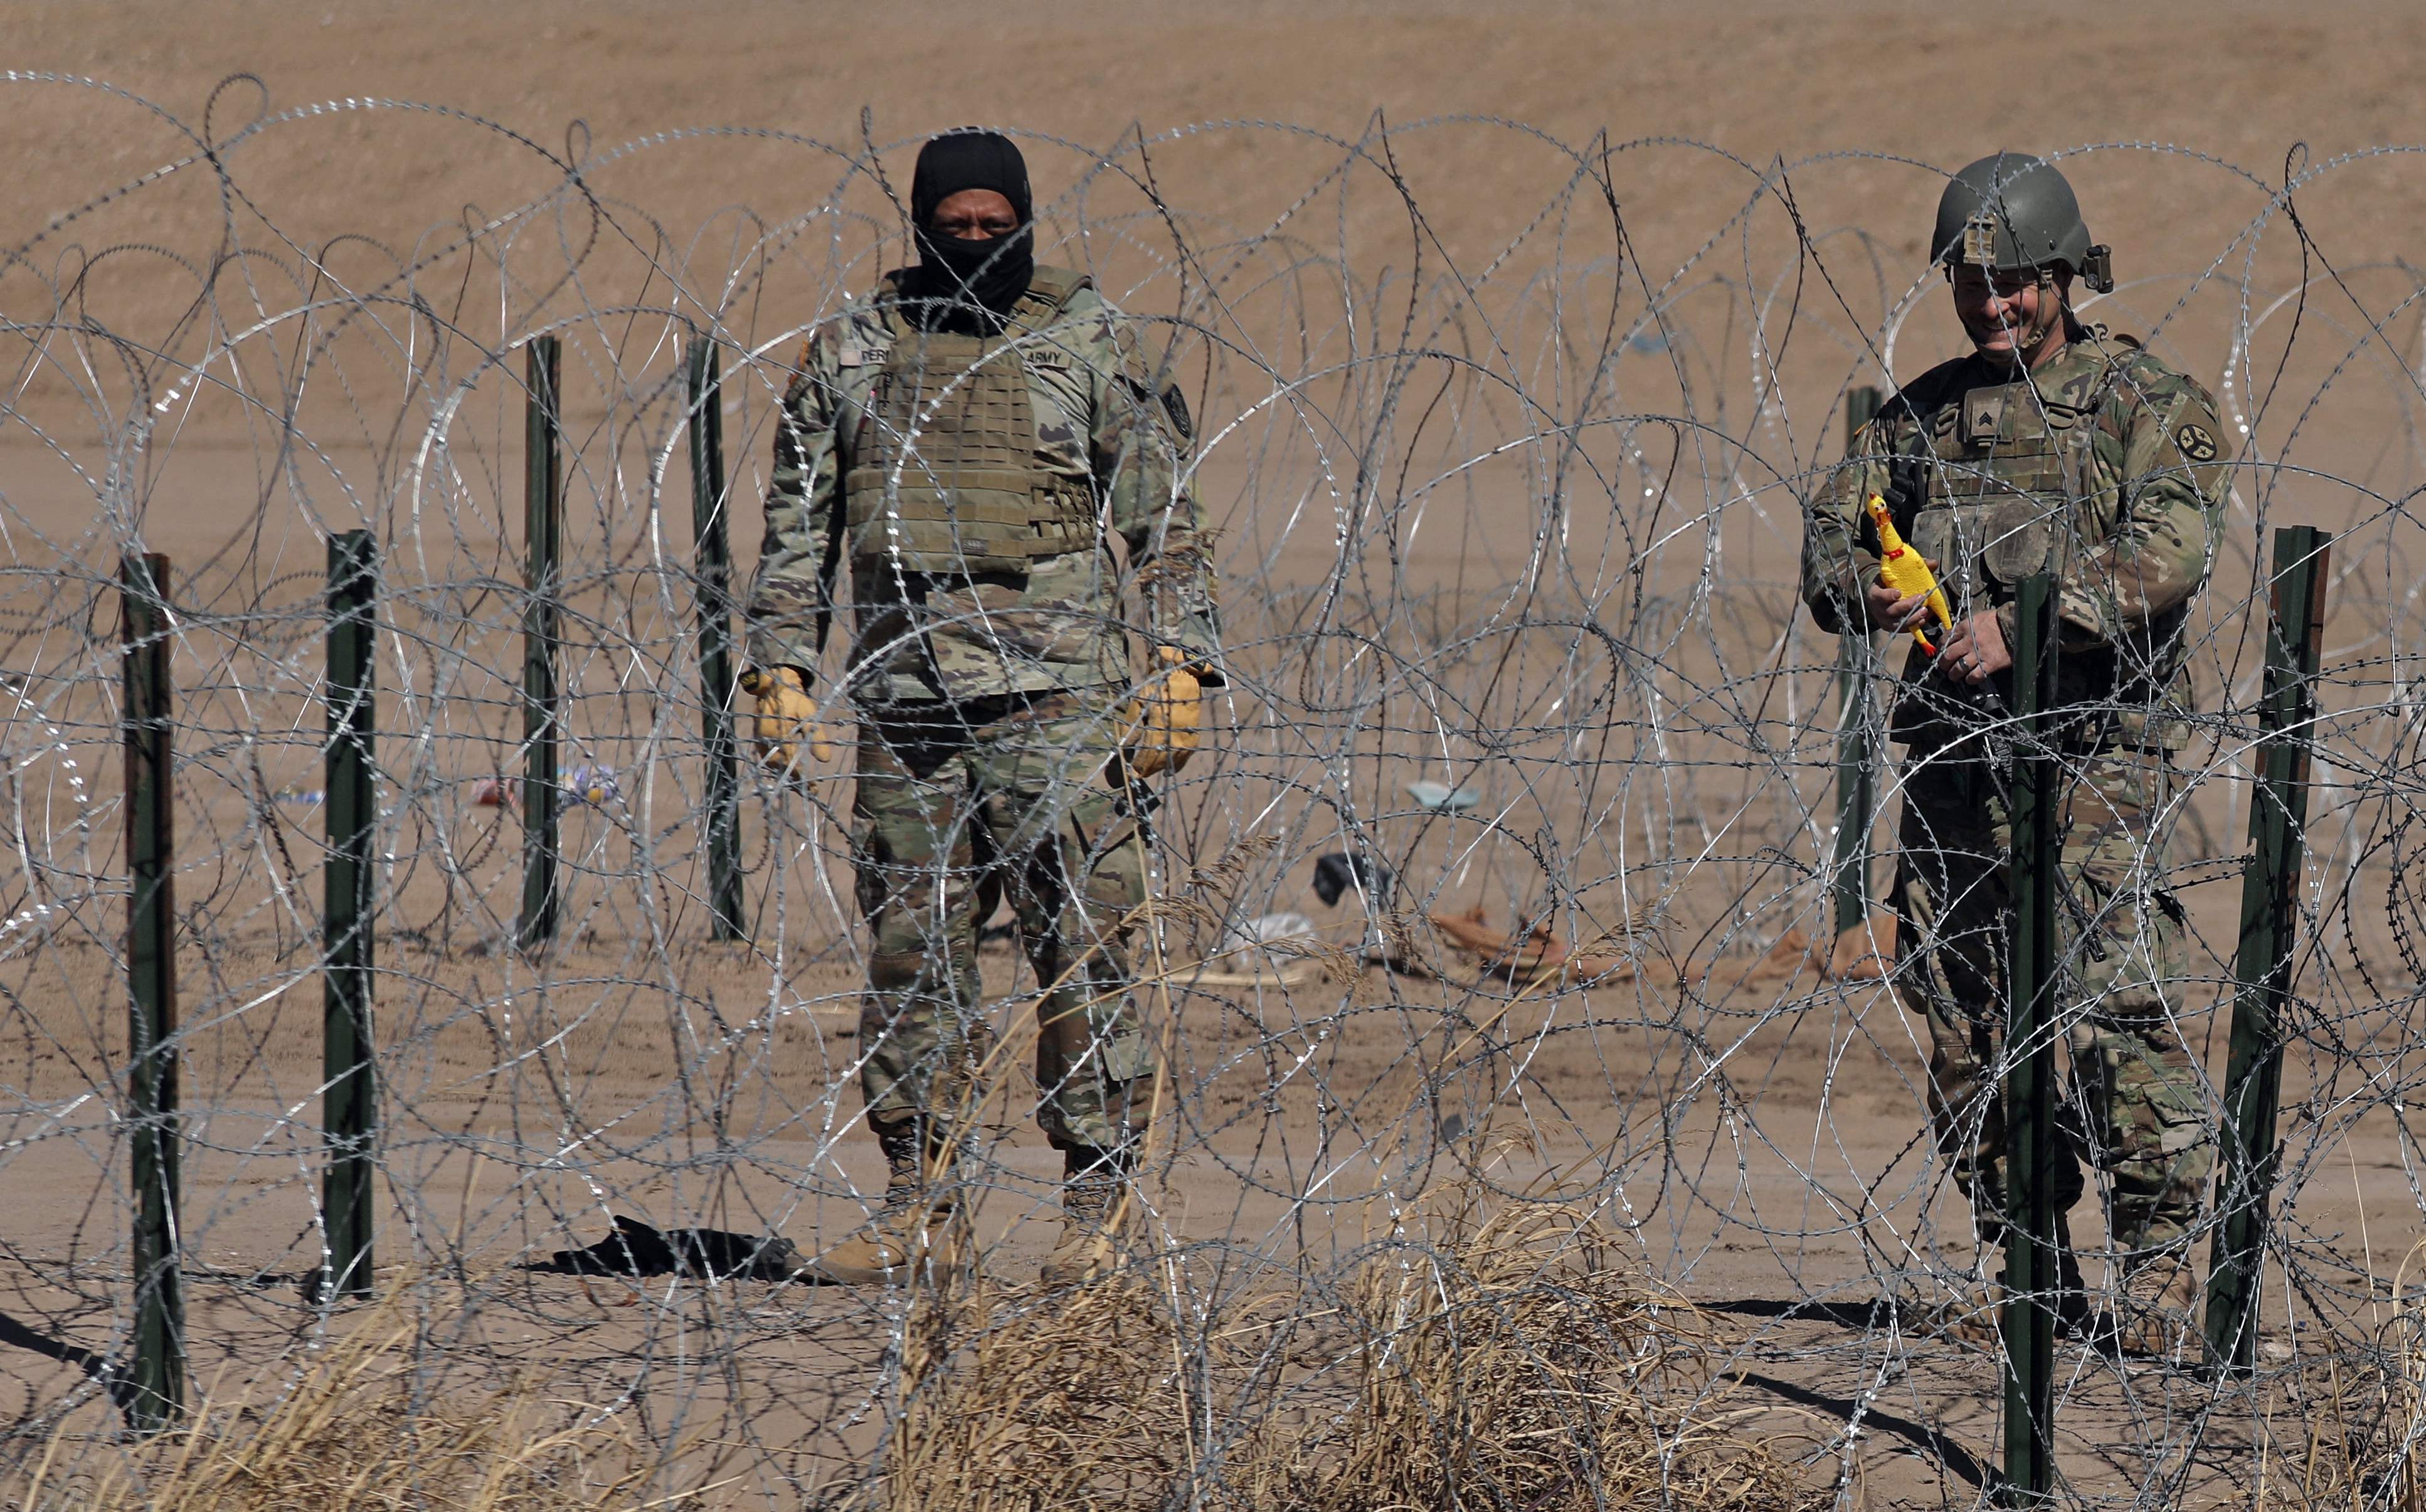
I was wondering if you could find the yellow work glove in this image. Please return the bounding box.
[1121,645,1204,780]
[738,666,837,776]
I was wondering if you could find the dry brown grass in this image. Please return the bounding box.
[14,1186,1831,1512]
[2245,1248,2426,1510]
[20,1306,706,1512]
[882,1181,1834,1511]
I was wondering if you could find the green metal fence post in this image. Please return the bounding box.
[686,337,745,941]
[322,531,377,1299]
[2203,525,2331,1372]
[121,551,184,1431]
[2001,571,2059,1505]
[520,336,563,949]
[1831,384,1884,937]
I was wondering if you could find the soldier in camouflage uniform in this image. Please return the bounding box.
[1801,154,2230,1354]
[741,130,1221,1287]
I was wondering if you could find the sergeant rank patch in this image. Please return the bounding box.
[2174,422,2220,462]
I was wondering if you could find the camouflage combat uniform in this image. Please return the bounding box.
[1801,325,2232,1258]
[746,263,1220,1156]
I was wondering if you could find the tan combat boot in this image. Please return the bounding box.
[1930,1272,2005,1348]
[1931,1225,2087,1348]
[1039,1148,1137,1289]
[802,1124,961,1286]
[2107,1256,2199,1358]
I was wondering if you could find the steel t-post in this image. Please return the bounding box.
[1831,384,1885,938]
[2203,525,2331,1372]
[686,337,745,941]
[121,552,184,1431]
[520,336,563,949]
[322,531,377,1299]
[2001,572,2059,1505]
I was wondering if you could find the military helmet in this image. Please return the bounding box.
[1932,152,2113,292]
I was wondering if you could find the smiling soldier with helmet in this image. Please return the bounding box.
[1800,152,2233,1357]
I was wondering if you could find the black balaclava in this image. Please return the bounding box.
[903,130,1035,337]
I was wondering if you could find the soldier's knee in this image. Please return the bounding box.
[2100,1102,2213,1225]
[1057,850,1144,939]
[2107,1187,2201,1254]
[867,949,937,993]
[1099,1028,1155,1087]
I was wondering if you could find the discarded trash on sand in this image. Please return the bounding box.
[526,1214,801,1282]
[472,766,618,808]
[1404,780,1480,812]
[1312,851,1395,909]
[566,764,619,806]
[1429,904,1631,981]
[1186,911,1328,990]
[1219,912,1318,956]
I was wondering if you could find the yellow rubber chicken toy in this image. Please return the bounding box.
[1864,494,1954,654]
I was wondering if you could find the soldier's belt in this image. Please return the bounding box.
[861,687,1097,733]
[1893,715,2181,758]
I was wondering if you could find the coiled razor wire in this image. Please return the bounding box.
[4,76,2426,1509]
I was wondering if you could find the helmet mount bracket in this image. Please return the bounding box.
[1961,213,2000,269]
[2080,244,2114,294]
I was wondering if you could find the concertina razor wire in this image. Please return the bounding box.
[6,75,2426,1508]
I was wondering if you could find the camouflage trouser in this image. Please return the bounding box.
[850,692,1153,1155]
[1890,746,2213,1257]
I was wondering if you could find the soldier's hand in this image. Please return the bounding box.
[739,666,839,776]
[1937,611,2010,685]
[1121,645,1204,779]
[1867,558,1941,632]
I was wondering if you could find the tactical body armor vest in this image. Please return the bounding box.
[1900,375,2080,608]
[842,265,1098,577]
[1880,339,2187,751]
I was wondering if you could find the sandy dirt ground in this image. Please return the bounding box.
[8,4,2426,1508]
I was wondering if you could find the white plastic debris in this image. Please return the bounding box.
[1404,780,1480,812]
[1221,912,1318,956]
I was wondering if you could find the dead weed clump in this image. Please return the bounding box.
[2251,1306,2426,1509]
[21,1312,694,1512]
[881,1266,1198,1510]
[17,1194,1825,1511]
[881,1188,1830,1511]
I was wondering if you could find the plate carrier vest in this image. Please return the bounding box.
[1882,340,2188,748]
[842,265,1099,577]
